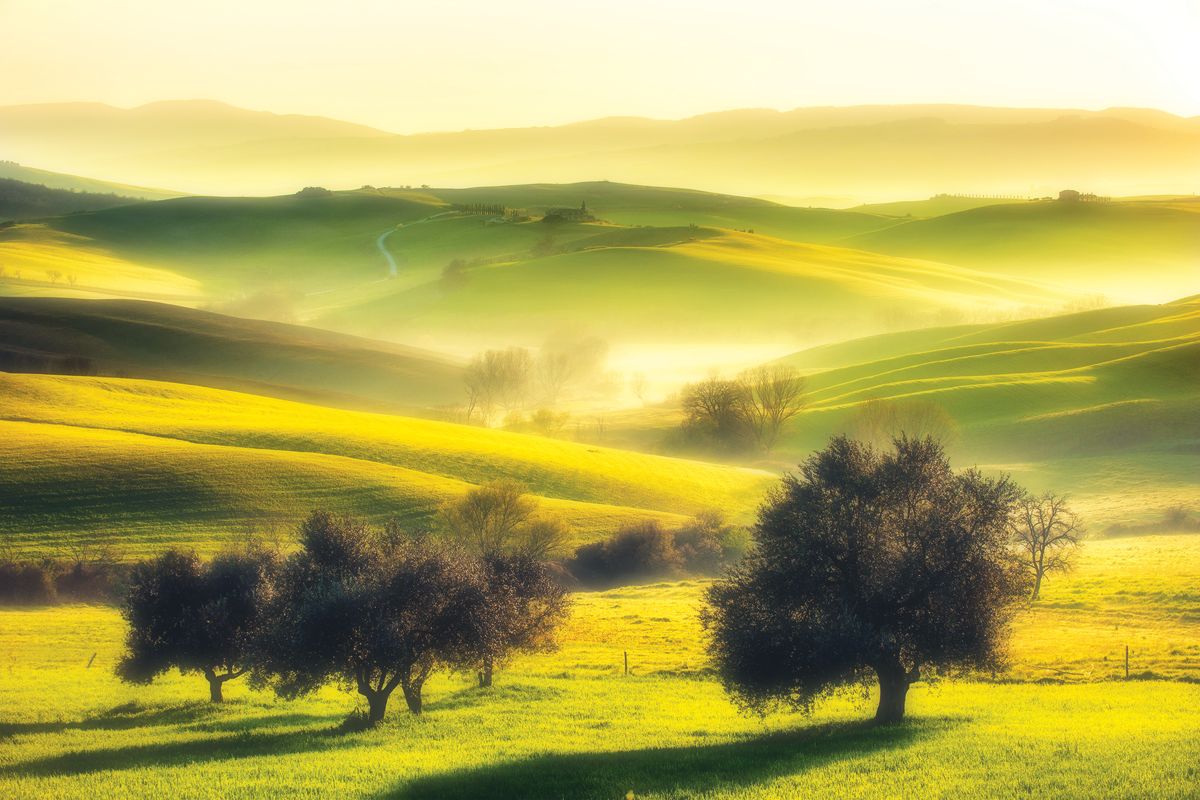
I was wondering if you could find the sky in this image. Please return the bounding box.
[2,0,1197,133]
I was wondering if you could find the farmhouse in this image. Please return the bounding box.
[543,201,595,223]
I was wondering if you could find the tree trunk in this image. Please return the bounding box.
[364,690,390,724]
[478,655,494,688]
[1031,569,1044,600]
[401,680,424,715]
[203,667,224,703]
[874,663,911,724]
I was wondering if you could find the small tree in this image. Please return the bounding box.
[439,480,539,556]
[739,366,807,451]
[118,549,275,702]
[704,437,1028,724]
[439,482,570,686]
[473,554,570,687]
[681,377,748,451]
[464,348,533,425]
[1010,491,1083,599]
[253,512,484,722]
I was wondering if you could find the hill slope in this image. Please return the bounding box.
[0,297,465,410]
[0,161,180,200]
[846,198,1200,300]
[0,373,772,556]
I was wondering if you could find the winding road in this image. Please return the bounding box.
[374,211,460,279]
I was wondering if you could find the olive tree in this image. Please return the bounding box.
[118,548,275,702]
[439,482,570,687]
[253,512,485,722]
[704,436,1028,724]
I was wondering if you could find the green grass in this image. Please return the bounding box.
[846,199,1200,300]
[0,373,771,556]
[1,534,1197,799]
[0,297,465,411]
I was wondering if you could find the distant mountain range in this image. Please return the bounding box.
[2,101,1197,200]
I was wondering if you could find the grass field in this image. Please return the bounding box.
[0,373,771,556]
[0,534,1196,799]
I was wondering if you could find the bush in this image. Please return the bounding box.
[567,514,747,589]
[0,560,57,605]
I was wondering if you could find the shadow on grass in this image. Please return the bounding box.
[0,723,363,778]
[0,701,216,738]
[380,718,953,800]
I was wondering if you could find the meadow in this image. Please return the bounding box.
[1,534,1196,799]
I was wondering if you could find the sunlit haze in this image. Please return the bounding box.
[3,0,1198,132]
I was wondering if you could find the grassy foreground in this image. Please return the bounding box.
[1,535,1197,798]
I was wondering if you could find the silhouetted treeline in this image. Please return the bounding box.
[0,178,138,222]
[452,202,507,216]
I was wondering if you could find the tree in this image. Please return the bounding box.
[1010,491,1083,599]
[681,377,748,451]
[439,482,571,687]
[464,348,533,425]
[703,437,1028,724]
[438,480,539,556]
[739,366,807,451]
[118,549,275,702]
[253,512,484,722]
[846,398,959,450]
[473,554,569,687]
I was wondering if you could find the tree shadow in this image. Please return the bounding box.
[0,701,215,738]
[380,717,955,800]
[0,724,362,778]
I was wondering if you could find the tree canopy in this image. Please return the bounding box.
[703,436,1029,723]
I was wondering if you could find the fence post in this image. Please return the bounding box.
[86,653,96,669]
[624,651,629,677]
[1125,645,1129,679]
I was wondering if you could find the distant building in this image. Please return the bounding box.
[1058,189,1081,202]
[543,201,595,223]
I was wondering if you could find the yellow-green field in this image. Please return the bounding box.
[1,534,1197,799]
[0,373,771,555]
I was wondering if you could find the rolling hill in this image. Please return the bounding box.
[0,161,180,200]
[846,198,1200,301]
[4,101,1197,199]
[316,228,1071,356]
[0,177,142,223]
[0,297,464,411]
[0,373,773,557]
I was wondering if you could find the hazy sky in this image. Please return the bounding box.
[3,0,1197,132]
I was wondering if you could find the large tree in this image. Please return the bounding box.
[118,549,275,702]
[253,512,484,722]
[703,436,1029,724]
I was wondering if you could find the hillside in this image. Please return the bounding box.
[0,161,180,200]
[0,373,772,556]
[0,177,142,222]
[846,198,1200,300]
[4,102,1197,198]
[317,228,1069,353]
[0,297,464,411]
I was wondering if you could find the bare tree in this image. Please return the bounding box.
[46,269,62,284]
[439,480,538,556]
[463,347,533,425]
[1010,491,1083,599]
[847,398,959,449]
[739,366,807,451]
